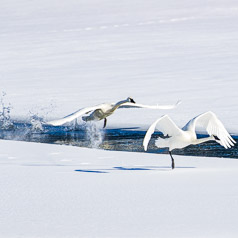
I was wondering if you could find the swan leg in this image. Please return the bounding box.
[169,151,175,169]
[74,119,78,130]
[103,118,107,128]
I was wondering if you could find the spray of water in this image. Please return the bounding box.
[0,92,13,129]
[85,122,105,148]
[28,102,56,132]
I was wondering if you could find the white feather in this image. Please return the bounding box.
[47,98,181,127]
[185,111,235,148]
[144,111,235,151]
[119,100,181,109]
[46,105,102,126]
[143,115,182,151]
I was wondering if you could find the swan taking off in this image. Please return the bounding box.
[143,111,236,169]
[47,97,181,128]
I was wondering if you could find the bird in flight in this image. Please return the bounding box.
[143,111,236,169]
[47,97,181,128]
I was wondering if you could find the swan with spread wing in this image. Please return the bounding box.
[47,97,181,128]
[143,111,236,169]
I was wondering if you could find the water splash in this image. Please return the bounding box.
[28,102,56,131]
[85,122,105,148]
[0,92,13,129]
[29,113,44,131]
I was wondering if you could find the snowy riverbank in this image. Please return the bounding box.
[1,140,238,238]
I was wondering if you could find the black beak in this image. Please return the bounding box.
[130,98,136,103]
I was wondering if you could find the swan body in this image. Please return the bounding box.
[143,111,236,169]
[47,98,181,128]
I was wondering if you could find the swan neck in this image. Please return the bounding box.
[112,99,128,110]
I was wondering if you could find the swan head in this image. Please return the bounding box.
[127,97,136,103]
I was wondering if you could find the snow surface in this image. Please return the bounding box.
[1,0,238,237]
[1,139,238,238]
[1,0,238,130]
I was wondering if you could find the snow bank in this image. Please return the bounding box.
[0,139,238,238]
[0,0,238,131]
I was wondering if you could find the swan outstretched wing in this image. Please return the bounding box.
[143,115,182,151]
[187,111,236,149]
[46,105,101,126]
[119,100,181,109]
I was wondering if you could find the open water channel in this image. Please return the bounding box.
[0,121,237,159]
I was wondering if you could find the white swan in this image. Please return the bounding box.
[143,111,236,169]
[47,97,181,128]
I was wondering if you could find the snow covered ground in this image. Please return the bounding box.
[1,0,238,237]
[1,140,238,238]
[1,0,238,129]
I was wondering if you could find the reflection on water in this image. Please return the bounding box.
[0,122,238,158]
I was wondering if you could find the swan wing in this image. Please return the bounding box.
[186,111,236,149]
[119,100,181,109]
[143,115,182,151]
[46,105,102,126]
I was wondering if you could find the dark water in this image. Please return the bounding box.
[0,121,238,158]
